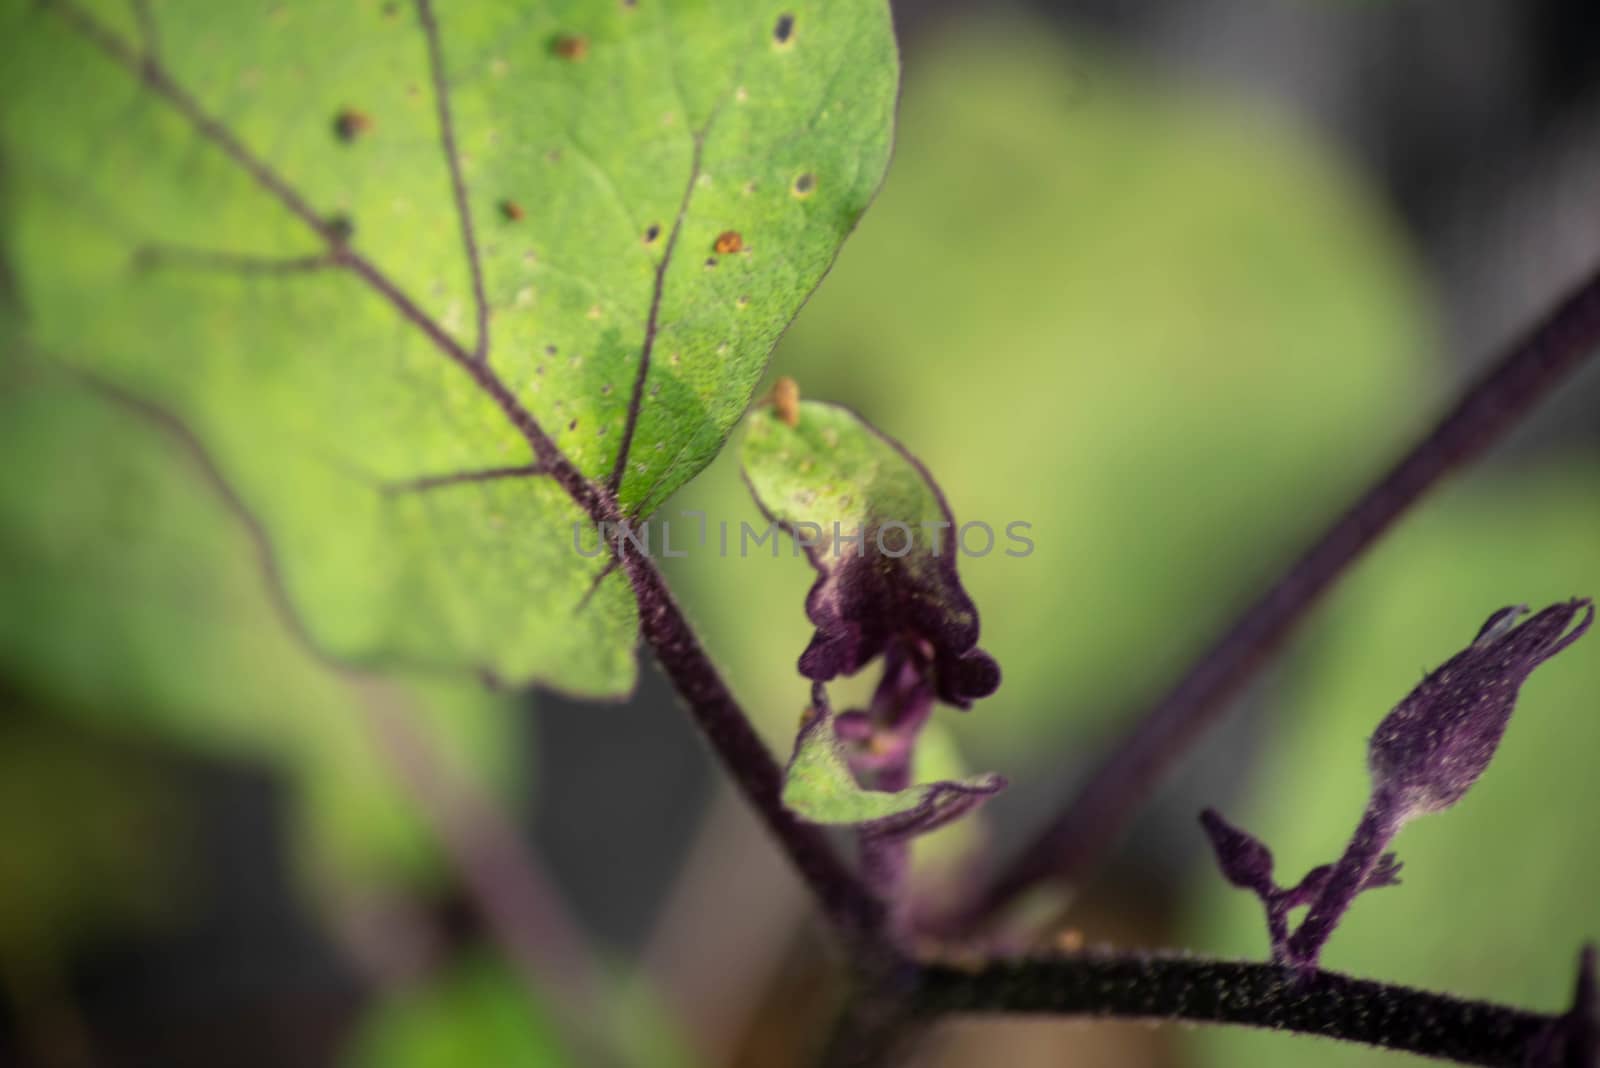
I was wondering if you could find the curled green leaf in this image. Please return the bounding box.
[740,397,1000,707]
[781,685,1004,838]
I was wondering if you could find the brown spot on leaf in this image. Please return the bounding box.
[713,230,744,255]
[500,200,525,222]
[771,376,800,427]
[773,13,796,46]
[792,172,816,198]
[552,34,589,61]
[643,223,661,245]
[333,108,373,143]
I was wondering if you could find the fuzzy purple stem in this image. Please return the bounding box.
[859,757,914,936]
[960,261,1600,928]
[622,554,887,944]
[912,952,1564,1066]
[1285,788,1407,967]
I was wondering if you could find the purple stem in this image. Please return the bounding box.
[960,260,1600,928]
[1264,895,1292,963]
[852,643,940,936]
[912,952,1565,1067]
[622,554,887,944]
[1285,789,1407,968]
[859,755,914,938]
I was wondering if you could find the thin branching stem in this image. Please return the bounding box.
[38,6,1600,1065]
[960,262,1600,928]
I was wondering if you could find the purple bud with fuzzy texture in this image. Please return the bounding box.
[1368,599,1593,820]
[1199,809,1275,897]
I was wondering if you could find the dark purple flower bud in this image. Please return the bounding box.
[1284,599,1592,970]
[741,401,1000,709]
[1199,808,1275,897]
[834,642,940,780]
[1367,599,1593,820]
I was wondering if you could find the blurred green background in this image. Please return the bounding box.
[4,2,1600,1067]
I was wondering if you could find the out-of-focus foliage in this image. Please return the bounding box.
[668,16,1436,779]
[339,955,697,1068]
[0,712,185,967]
[0,380,518,904]
[1188,469,1600,1066]
[340,956,567,1068]
[0,0,898,696]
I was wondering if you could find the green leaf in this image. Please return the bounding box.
[0,0,897,696]
[1185,468,1600,1067]
[781,700,1003,836]
[341,955,569,1068]
[667,15,1433,758]
[0,379,519,898]
[742,398,949,541]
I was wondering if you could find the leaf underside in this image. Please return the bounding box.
[0,0,898,696]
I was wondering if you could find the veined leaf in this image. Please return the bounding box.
[0,0,897,695]
[0,379,520,899]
